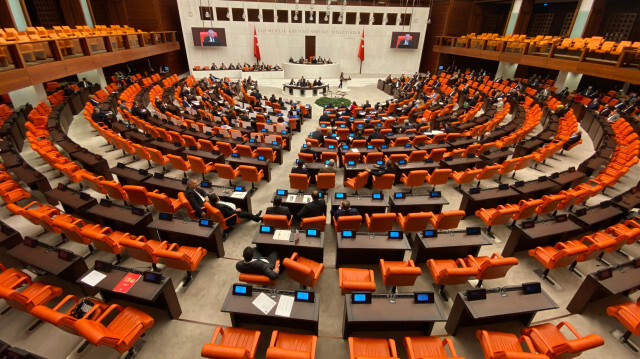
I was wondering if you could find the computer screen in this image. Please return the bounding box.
[394,192,405,199]
[388,231,402,239]
[199,219,213,227]
[306,229,319,237]
[276,189,287,196]
[372,193,382,200]
[466,227,481,235]
[335,193,346,199]
[260,225,274,234]
[341,230,355,238]
[423,230,437,238]
[191,27,228,47]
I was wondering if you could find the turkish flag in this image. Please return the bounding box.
[253,27,261,62]
[358,30,365,62]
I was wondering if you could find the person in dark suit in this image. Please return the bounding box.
[291,159,308,175]
[250,90,262,101]
[297,190,326,219]
[236,247,280,279]
[398,33,413,48]
[79,77,92,88]
[400,119,413,133]
[208,193,261,226]
[185,179,209,218]
[365,160,395,189]
[91,107,112,125]
[130,101,149,119]
[367,128,382,142]
[266,195,292,220]
[309,127,325,146]
[332,200,359,220]
[202,30,218,46]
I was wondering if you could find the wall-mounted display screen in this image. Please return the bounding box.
[192,27,227,47]
[390,32,420,49]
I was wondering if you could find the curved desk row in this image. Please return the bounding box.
[282,84,328,97]
[282,62,341,79]
[191,69,284,80]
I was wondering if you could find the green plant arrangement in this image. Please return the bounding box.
[314,97,352,107]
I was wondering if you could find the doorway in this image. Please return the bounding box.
[305,36,316,60]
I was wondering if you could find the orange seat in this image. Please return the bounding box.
[380,259,422,291]
[30,295,110,336]
[239,260,280,287]
[450,168,482,189]
[266,330,317,359]
[299,152,315,163]
[477,329,546,359]
[290,173,311,192]
[400,170,429,193]
[365,212,397,232]
[373,173,396,191]
[344,171,369,195]
[263,214,292,229]
[119,236,168,271]
[397,212,433,233]
[475,204,520,236]
[217,142,234,157]
[403,336,461,359]
[300,215,326,232]
[512,155,535,178]
[407,150,427,162]
[187,155,215,181]
[425,169,451,190]
[166,154,191,178]
[535,194,566,218]
[316,173,336,191]
[74,305,155,355]
[201,326,261,359]
[429,210,465,230]
[147,191,183,213]
[512,199,544,222]
[334,215,362,231]
[496,158,520,182]
[363,152,383,164]
[204,202,241,230]
[282,252,324,288]
[0,281,62,313]
[155,243,207,286]
[427,148,446,162]
[80,224,127,263]
[100,180,129,205]
[427,258,478,300]
[385,153,408,164]
[464,253,518,287]
[214,163,240,186]
[235,144,256,158]
[339,268,376,295]
[343,152,362,165]
[238,165,264,189]
[348,337,399,359]
[122,185,152,207]
[528,240,588,282]
[607,298,640,348]
[256,147,277,162]
[0,265,32,290]
[521,321,604,358]
[147,147,170,170]
[321,152,338,163]
[80,173,107,194]
[475,165,501,183]
[52,215,94,251]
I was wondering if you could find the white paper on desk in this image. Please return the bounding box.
[252,293,276,315]
[275,295,294,317]
[81,270,106,286]
[287,194,297,202]
[303,195,312,203]
[351,148,359,153]
[273,229,291,241]
[230,191,247,199]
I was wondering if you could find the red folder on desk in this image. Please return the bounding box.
[113,273,141,293]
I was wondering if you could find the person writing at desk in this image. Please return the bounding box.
[236,247,280,280]
[185,179,209,218]
[297,191,326,219]
[365,160,395,189]
[266,195,292,220]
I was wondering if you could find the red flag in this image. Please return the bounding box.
[358,30,365,62]
[253,27,261,62]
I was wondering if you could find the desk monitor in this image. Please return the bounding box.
[555,214,568,223]
[633,257,640,268]
[153,172,164,179]
[551,172,560,179]
[235,186,245,192]
[116,162,126,169]
[498,183,509,190]
[328,145,335,149]
[430,191,441,198]
[444,156,453,162]
[199,219,213,227]
[23,236,37,248]
[57,183,67,191]
[200,181,211,188]
[320,123,326,128]
[276,189,288,196]
[425,158,434,163]
[94,260,112,273]
[372,193,383,200]
[317,192,323,198]
[596,267,613,280]
[258,156,266,161]
[351,292,371,304]
[272,141,278,146]
[465,288,487,301]
[341,230,356,239]
[398,160,407,165]
[414,292,435,303]
[381,145,388,149]
[138,168,148,175]
[131,207,144,216]
[325,160,330,165]
[99,199,112,207]
[306,229,320,238]
[342,145,349,150]
[347,161,356,166]
[386,133,392,137]
[521,282,541,295]
[388,231,402,239]
[522,220,535,229]
[568,166,576,172]
[394,192,406,199]
[466,227,481,235]
[232,153,239,158]
[335,192,346,199]
[295,290,315,303]
[600,201,610,209]
[189,145,198,150]
[423,229,437,238]
[159,212,173,221]
[236,137,244,142]
[79,192,91,201]
[260,225,275,234]
[466,153,475,158]
[182,178,189,185]
[249,139,255,143]
[376,160,383,166]
[514,180,525,187]
[232,283,252,296]
[143,271,163,284]
[367,145,374,149]
[575,208,587,216]
[469,187,480,194]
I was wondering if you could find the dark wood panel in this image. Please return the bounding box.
[0,0,16,28]
[420,0,450,73]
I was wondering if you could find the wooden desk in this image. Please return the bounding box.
[445,290,558,335]
[336,232,410,267]
[123,130,153,145]
[43,189,98,215]
[512,179,562,201]
[343,163,376,182]
[8,242,88,283]
[221,287,319,334]
[479,149,513,166]
[147,140,184,157]
[226,156,272,182]
[513,139,545,157]
[459,188,521,216]
[9,165,51,193]
[578,156,608,177]
[182,148,225,165]
[109,166,152,186]
[549,170,587,190]
[389,194,449,215]
[611,191,640,211]
[411,231,492,262]
[416,142,452,152]
[69,151,113,181]
[569,206,625,232]
[502,218,584,257]
[77,268,182,319]
[0,151,23,168]
[147,218,224,257]
[440,157,483,172]
[567,266,640,314]
[448,138,477,150]
[343,294,446,339]
[85,204,153,235]
[252,229,324,262]
[0,221,22,249]
[330,195,388,216]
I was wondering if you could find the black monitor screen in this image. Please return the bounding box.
[423,230,437,238]
[232,283,252,296]
[351,292,371,303]
[414,291,435,303]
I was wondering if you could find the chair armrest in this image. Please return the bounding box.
[388,339,397,358]
[96,304,123,322]
[442,337,458,357]
[283,258,313,275]
[265,347,310,359]
[167,243,180,251]
[490,253,503,259]
[51,294,78,311]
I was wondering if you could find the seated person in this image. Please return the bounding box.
[291,159,309,175]
[367,128,382,142]
[309,127,325,145]
[131,101,149,119]
[266,195,292,219]
[400,119,413,133]
[236,247,280,279]
[208,193,262,226]
[319,159,337,173]
[332,200,359,220]
[91,107,112,125]
[184,179,209,218]
[365,160,395,189]
[563,130,582,150]
[297,190,326,219]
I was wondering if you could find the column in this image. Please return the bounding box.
[7,0,28,31]
[77,69,108,88]
[570,0,595,38]
[9,85,48,108]
[495,62,518,80]
[79,0,94,28]
[554,71,583,92]
[504,0,523,35]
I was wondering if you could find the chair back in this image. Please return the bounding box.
[166,155,190,172]
[373,174,395,190]
[427,148,446,162]
[316,173,336,190]
[405,170,428,186]
[427,169,451,185]
[147,192,181,213]
[334,215,362,231]
[301,216,326,231]
[476,165,501,180]
[433,210,465,229]
[217,142,234,156]
[238,165,262,181]
[289,173,310,191]
[298,153,315,162]
[364,152,383,163]
[214,163,238,180]
[401,212,432,231]
[187,155,208,173]
[478,256,518,280]
[262,214,291,229]
[235,145,255,157]
[100,181,128,201]
[407,150,426,162]
[367,213,397,232]
[123,185,151,206]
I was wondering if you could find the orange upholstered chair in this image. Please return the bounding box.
[520,321,604,358]
[343,152,362,165]
[74,305,155,355]
[496,158,520,182]
[80,224,128,263]
[427,258,478,301]
[187,155,215,181]
[380,259,422,292]
[607,298,640,349]
[451,168,482,189]
[238,165,264,189]
[348,337,399,359]
[344,171,369,194]
[475,204,520,236]
[365,212,397,232]
[397,212,433,233]
[339,268,376,295]
[373,173,396,191]
[403,336,461,359]
[263,214,292,229]
[334,215,362,231]
[534,194,566,219]
[0,265,32,290]
[401,170,428,193]
[239,261,280,287]
[204,202,240,231]
[290,173,311,192]
[475,165,501,184]
[512,199,544,224]
[30,296,110,335]
[0,282,62,313]
[214,163,240,186]
[155,243,207,286]
[166,154,191,178]
[100,180,129,205]
[301,215,326,231]
[425,169,451,191]
[477,330,547,359]
[147,147,170,171]
[464,253,519,287]
[235,144,256,157]
[266,330,317,359]
[256,148,277,162]
[119,236,168,271]
[364,152,383,164]
[147,191,183,213]
[316,173,336,191]
[528,240,588,282]
[123,185,152,207]
[283,252,324,288]
[429,210,465,230]
[571,233,617,270]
